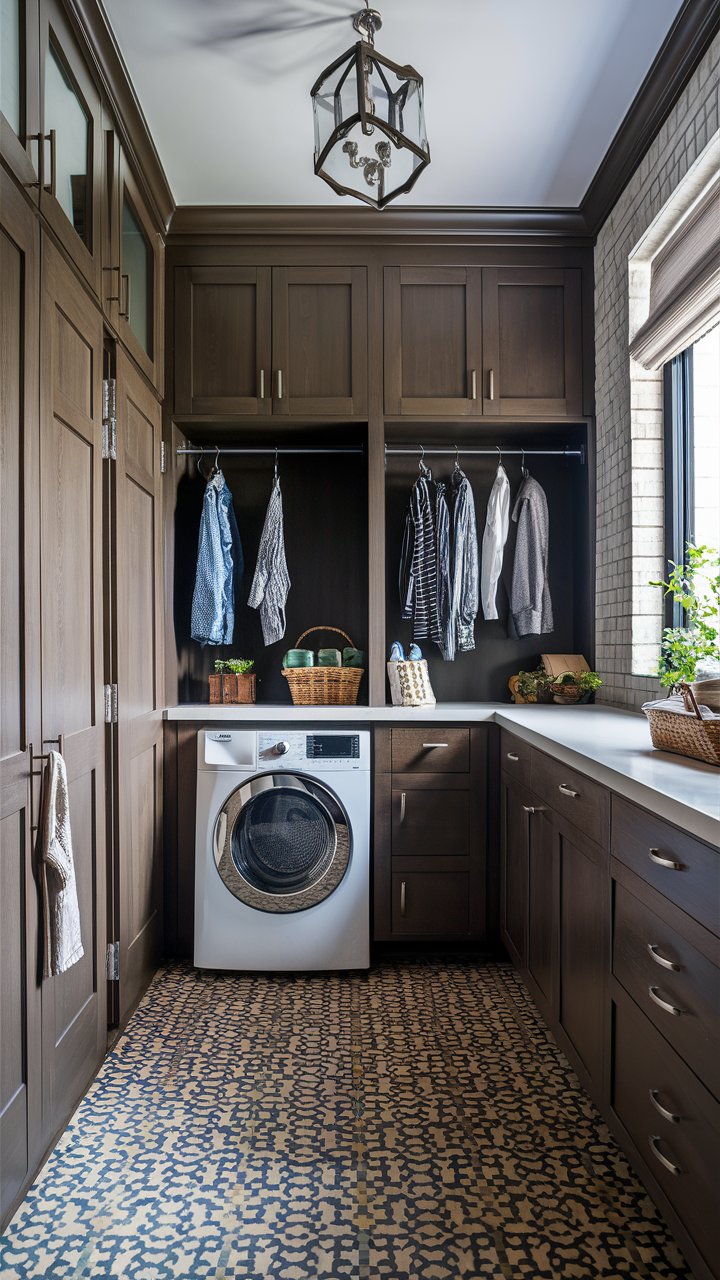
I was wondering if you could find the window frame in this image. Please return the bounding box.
[663,345,695,629]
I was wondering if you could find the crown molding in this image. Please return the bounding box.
[580,0,720,237]
[167,205,592,244]
[63,0,175,232]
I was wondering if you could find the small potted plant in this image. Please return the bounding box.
[510,668,549,703]
[651,544,720,689]
[226,658,256,704]
[548,669,602,704]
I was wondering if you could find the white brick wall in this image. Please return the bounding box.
[593,35,720,709]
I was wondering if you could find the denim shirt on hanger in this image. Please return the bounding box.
[191,470,244,646]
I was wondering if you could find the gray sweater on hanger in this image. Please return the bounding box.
[509,474,554,637]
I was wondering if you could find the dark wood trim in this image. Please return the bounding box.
[580,0,720,236]
[61,0,175,233]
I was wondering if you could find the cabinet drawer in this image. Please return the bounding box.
[391,728,469,773]
[613,882,720,1097]
[391,870,469,935]
[531,751,609,846]
[500,730,533,788]
[613,987,720,1275]
[392,789,469,858]
[612,797,719,937]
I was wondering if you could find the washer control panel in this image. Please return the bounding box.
[257,732,363,770]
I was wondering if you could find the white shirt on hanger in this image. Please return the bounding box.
[480,464,510,620]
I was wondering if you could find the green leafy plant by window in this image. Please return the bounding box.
[651,544,720,687]
[553,670,603,692]
[214,658,254,674]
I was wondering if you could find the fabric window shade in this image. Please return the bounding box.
[629,177,720,370]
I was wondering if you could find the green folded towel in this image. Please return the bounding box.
[342,647,364,667]
[317,649,342,667]
[283,649,314,668]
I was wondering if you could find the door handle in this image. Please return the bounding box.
[400,881,406,916]
[470,369,477,400]
[277,369,283,399]
[488,369,494,400]
[649,1135,680,1176]
[400,792,406,823]
[43,129,57,196]
[647,943,680,972]
[523,805,546,813]
[558,784,579,798]
[506,752,519,761]
[119,273,130,320]
[648,848,683,870]
[259,369,265,399]
[648,986,682,1016]
[649,1090,680,1124]
[422,743,448,748]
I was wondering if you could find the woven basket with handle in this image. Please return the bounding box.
[282,627,363,706]
[644,683,720,766]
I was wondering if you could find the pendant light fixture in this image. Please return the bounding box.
[310,5,430,209]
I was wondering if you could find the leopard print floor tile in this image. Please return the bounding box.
[0,960,693,1279]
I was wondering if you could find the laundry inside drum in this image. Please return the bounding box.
[231,787,336,893]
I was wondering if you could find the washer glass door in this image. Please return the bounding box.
[213,774,351,913]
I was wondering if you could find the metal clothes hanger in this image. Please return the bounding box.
[452,444,462,479]
[418,444,432,481]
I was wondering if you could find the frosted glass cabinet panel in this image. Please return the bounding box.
[45,41,89,242]
[1,0,21,135]
[121,194,149,354]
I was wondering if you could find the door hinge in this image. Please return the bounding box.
[160,441,167,474]
[102,378,117,460]
[106,941,120,981]
[104,683,118,724]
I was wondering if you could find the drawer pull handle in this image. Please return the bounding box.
[647,943,680,972]
[523,805,546,813]
[649,1135,680,1176]
[400,881,406,917]
[400,792,406,823]
[649,1090,680,1124]
[422,743,448,748]
[506,752,520,761]
[558,784,579,798]
[259,369,265,399]
[648,848,683,870]
[648,986,682,1017]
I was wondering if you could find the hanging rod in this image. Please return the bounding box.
[384,446,584,459]
[177,446,364,456]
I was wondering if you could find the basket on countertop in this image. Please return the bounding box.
[282,627,363,706]
[644,683,720,766]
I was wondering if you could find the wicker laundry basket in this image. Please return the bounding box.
[282,627,363,706]
[644,684,720,766]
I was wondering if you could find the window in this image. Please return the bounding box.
[663,323,720,625]
[1,0,21,136]
[121,194,150,355]
[45,41,89,243]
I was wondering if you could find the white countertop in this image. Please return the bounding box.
[163,702,720,846]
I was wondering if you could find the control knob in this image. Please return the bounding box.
[275,740,290,755]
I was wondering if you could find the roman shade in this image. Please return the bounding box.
[629,177,720,370]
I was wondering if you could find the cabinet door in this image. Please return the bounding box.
[174,266,271,415]
[501,776,529,967]
[526,805,556,1013]
[272,267,367,416]
[0,0,40,195]
[384,266,482,416]
[112,349,164,1024]
[391,868,469,935]
[1,170,42,1225]
[39,235,107,1144]
[39,0,104,295]
[558,828,607,1089]
[392,788,469,857]
[482,268,582,416]
[107,151,164,391]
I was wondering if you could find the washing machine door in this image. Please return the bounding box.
[213,773,351,913]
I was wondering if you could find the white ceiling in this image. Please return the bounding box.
[102,0,685,208]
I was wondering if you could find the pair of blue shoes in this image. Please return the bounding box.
[390,641,423,662]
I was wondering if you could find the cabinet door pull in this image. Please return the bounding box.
[43,129,57,196]
[648,848,683,870]
[648,986,682,1016]
[400,792,406,823]
[506,752,519,762]
[647,943,680,972]
[470,369,477,400]
[558,783,579,798]
[400,881,406,917]
[259,369,265,399]
[649,1135,680,1175]
[119,274,130,320]
[422,743,448,748]
[522,805,546,813]
[488,369,494,400]
[277,369,283,399]
[649,1090,680,1124]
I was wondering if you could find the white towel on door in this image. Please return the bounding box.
[40,750,84,977]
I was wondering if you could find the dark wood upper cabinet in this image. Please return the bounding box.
[175,265,272,416]
[106,147,164,391]
[0,0,40,196]
[384,266,482,416]
[273,267,367,416]
[39,0,103,295]
[482,267,582,416]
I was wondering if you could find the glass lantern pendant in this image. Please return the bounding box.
[311,6,430,209]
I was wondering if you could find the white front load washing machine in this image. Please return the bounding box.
[194,728,370,970]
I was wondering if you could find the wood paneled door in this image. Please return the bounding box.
[384,266,482,416]
[174,266,272,415]
[105,149,164,392]
[0,168,42,1225]
[110,349,164,1024]
[272,267,367,416]
[39,234,107,1142]
[482,268,582,416]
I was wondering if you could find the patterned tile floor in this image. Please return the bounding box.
[1,959,692,1279]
